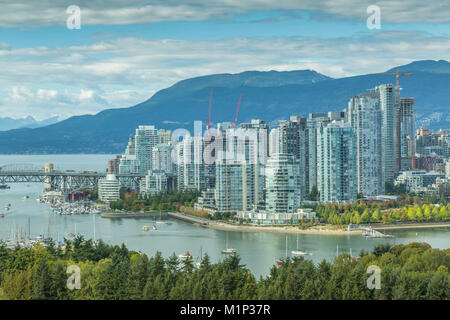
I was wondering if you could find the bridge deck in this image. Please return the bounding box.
[0,170,144,192]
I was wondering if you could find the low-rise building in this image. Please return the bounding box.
[140,170,169,196]
[237,208,317,225]
[395,170,445,193]
[196,188,216,209]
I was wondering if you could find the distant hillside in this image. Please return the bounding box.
[0,60,448,154]
[0,116,59,131]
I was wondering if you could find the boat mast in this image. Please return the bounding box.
[226,232,228,249]
[285,236,288,258]
[93,214,96,243]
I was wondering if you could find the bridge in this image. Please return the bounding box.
[0,163,144,193]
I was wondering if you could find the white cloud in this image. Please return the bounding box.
[0,86,152,120]
[0,31,448,119]
[0,0,448,28]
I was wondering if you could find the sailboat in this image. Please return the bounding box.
[221,232,236,254]
[276,236,289,265]
[196,247,203,268]
[291,233,308,256]
[93,214,98,245]
[349,248,358,260]
[156,211,166,224]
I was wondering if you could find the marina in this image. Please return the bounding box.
[37,192,102,215]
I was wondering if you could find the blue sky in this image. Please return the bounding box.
[0,0,448,120]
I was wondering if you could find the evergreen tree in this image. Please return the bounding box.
[32,258,52,300]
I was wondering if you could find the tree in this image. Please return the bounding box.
[307,185,319,201]
[1,269,33,300]
[360,210,370,224]
[352,211,361,225]
[407,207,416,221]
[371,209,381,223]
[426,273,449,300]
[424,205,432,221]
[32,258,52,300]
[127,254,149,299]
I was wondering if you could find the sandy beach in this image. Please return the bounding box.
[205,222,363,235]
[167,212,361,235]
[207,221,450,234]
[105,212,450,235]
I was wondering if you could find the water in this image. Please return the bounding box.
[1,154,449,277]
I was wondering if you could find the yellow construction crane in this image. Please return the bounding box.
[375,67,413,173]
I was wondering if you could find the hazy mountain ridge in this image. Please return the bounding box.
[0,116,59,131]
[0,60,448,154]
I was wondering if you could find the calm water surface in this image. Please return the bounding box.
[1,155,449,277]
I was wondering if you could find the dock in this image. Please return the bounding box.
[167,212,209,226]
[347,224,394,238]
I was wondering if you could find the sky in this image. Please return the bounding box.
[0,0,449,121]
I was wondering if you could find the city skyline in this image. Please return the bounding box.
[0,1,449,121]
[0,0,449,305]
[101,79,449,215]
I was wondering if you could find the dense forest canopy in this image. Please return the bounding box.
[0,237,448,300]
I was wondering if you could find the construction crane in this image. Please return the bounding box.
[206,88,213,136]
[374,66,413,173]
[233,94,242,128]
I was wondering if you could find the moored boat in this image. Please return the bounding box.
[178,252,192,260]
[221,232,237,255]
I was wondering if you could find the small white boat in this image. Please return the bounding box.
[178,253,192,260]
[221,248,237,254]
[221,232,236,254]
[153,225,157,230]
[291,250,308,256]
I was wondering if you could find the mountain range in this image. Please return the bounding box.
[0,116,59,131]
[0,60,448,154]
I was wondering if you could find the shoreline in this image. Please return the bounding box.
[102,211,450,235]
[168,212,361,235]
[205,222,362,235]
[101,212,168,218]
[168,212,450,235]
